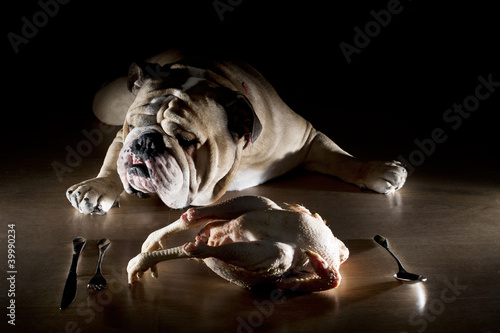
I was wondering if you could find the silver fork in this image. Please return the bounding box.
[87,238,111,291]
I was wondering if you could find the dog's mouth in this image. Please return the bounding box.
[126,158,154,197]
[129,156,149,178]
[126,153,182,196]
[117,130,186,205]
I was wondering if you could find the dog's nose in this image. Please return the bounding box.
[131,131,166,160]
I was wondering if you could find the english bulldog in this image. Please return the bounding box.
[67,49,406,215]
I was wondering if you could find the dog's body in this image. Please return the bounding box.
[67,49,406,214]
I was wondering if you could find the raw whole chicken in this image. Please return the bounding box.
[127,196,349,292]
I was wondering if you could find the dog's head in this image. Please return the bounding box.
[117,61,262,208]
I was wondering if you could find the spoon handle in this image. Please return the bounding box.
[374,235,406,272]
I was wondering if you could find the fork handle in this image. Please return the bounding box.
[94,249,106,273]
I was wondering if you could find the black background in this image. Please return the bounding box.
[4,0,500,166]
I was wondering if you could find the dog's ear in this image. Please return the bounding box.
[127,62,171,94]
[127,63,144,94]
[225,95,262,148]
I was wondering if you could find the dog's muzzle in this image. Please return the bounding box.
[117,130,184,201]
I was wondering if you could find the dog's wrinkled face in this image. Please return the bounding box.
[117,62,262,208]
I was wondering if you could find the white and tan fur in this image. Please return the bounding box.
[67,49,406,214]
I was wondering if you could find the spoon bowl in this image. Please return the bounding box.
[394,272,427,283]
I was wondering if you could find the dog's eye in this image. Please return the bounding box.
[149,95,175,114]
[176,134,198,149]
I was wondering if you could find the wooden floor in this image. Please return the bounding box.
[2,119,499,333]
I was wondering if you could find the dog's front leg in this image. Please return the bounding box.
[303,131,407,194]
[66,129,125,214]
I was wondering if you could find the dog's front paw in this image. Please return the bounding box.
[359,161,407,194]
[67,176,123,214]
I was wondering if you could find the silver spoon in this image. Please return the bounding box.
[374,235,427,283]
